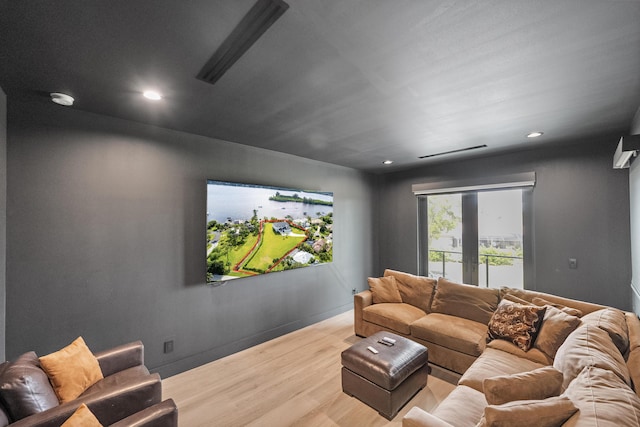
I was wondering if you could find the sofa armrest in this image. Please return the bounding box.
[111,399,178,427]
[403,407,455,427]
[354,290,373,337]
[95,341,144,377]
[9,373,162,427]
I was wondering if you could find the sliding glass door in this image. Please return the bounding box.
[423,189,524,288]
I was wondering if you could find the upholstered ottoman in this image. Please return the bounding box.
[341,331,429,419]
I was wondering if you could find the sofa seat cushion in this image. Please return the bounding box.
[486,339,552,365]
[459,348,546,393]
[362,303,426,335]
[410,313,487,357]
[554,324,630,390]
[564,366,640,427]
[431,385,487,427]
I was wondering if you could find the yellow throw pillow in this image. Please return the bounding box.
[367,276,403,304]
[39,337,104,403]
[61,403,103,427]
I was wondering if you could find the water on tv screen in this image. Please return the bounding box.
[206,180,333,283]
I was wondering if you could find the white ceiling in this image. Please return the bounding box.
[1,0,640,172]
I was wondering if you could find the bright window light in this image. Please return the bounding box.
[143,90,162,101]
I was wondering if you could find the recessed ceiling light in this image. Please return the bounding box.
[526,131,544,138]
[50,92,74,106]
[382,160,393,165]
[143,90,162,101]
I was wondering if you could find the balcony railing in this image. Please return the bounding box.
[428,249,523,287]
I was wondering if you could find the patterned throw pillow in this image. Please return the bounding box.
[487,299,547,351]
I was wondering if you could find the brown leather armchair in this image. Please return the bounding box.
[111,399,178,427]
[0,341,175,426]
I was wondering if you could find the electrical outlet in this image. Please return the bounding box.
[569,258,578,269]
[352,288,356,295]
[164,340,174,354]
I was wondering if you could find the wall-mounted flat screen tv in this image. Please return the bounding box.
[207,180,333,284]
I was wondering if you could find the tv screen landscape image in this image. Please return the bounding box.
[206,180,334,283]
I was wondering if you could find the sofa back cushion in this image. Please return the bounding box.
[581,308,629,356]
[531,297,582,317]
[564,366,640,426]
[500,287,606,316]
[384,269,436,313]
[0,352,59,421]
[554,324,631,390]
[431,278,500,325]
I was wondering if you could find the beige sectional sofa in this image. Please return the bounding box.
[354,269,640,426]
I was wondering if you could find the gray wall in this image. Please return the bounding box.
[377,138,632,311]
[630,106,640,315]
[0,86,6,360]
[6,99,376,377]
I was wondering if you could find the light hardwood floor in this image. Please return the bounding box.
[162,310,455,426]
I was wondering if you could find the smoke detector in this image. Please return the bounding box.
[50,92,74,106]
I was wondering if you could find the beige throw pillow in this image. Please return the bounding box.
[534,305,581,359]
[39,337,104,403]
[482,366,563,405]
[477,396,578,427]
[383,269,436,313]
[487,299,546,352]
[431,278,500,325]
[61,403,103,427]
[367,276,402,304]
